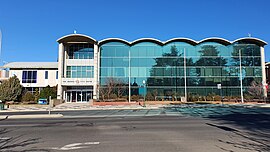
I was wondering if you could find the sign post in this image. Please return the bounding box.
[48,96,52,115]
[142,80,146,107]
[217,84,223,104]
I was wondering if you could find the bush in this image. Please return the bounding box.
[131,95,139,101]
[0,76,22,102]
[145,93,154,101]
[40,85,57,100]
[110,94,117,99]
[213,95,221,101]
[21,92,35,102]
[188,93,199,102]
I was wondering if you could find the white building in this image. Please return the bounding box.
[57,34,97,102]
[2,62,58,93]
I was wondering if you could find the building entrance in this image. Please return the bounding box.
[66,91,92,102]
[65,86,93,102]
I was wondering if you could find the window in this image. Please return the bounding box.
[68,43,94,59]
[66,66,94,78]
[45,71,48,79]
[22,71,37,83]
[56,71,58,79]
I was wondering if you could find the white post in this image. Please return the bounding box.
[0,29,2,64]
[184,48,187,102]
[143,80,146,107]
[239,49,244,103]
[128,48,131,103]
[260,46,267,97]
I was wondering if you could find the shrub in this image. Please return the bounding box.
[34,88,40,101]
[110,94,117,99]
[21,92,35,102]
[40,85,57,100]
[131,95,139,101]
[0,76,22,103]
[145,93,154,101]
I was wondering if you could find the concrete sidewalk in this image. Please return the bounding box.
[0,114,63,119]
[1,102,269,113]
[0,102,162,112]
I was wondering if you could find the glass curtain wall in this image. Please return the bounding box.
[99,41,262,101]
[100,42,129,100]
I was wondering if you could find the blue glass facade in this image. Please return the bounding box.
[99,40,263,101]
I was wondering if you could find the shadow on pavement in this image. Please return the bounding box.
[0,128,49,152]
[206,113,270,152]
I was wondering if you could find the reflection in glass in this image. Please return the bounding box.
[99,41,263,100]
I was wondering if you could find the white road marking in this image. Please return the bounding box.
[51,141,100,150]
[0,137,11,140]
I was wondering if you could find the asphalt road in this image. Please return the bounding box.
[1,114,269,152]
[1,105,270,118]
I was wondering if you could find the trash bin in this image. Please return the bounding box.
[0,103,4,110]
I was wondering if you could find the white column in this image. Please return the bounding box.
[93,43,98,100]
[261,46,267,97]
[63,90,66,100]
[57,43,64,100]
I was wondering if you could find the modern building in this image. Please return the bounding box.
[57,34,267,102]
[1,34,268,102]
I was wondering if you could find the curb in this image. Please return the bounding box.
[0,114,63,119]
[0,106,162,112]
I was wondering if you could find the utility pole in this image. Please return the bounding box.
[0,29,2,65]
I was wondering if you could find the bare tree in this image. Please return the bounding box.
[98,78,127,101]
[115,79,126,99]
[248,80,263,99]
[97,84,105,101]
[106,77,117,99]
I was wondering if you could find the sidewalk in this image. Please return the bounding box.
[1,102,269,113]
[0,102,162,112]
[0,114,63,119]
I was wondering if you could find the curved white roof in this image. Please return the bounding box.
[98,38,130,45]
[198,37,231,45]
[164,37,197,45]
[98,37,267,46]
[57,34,97,43]
[58,34,267,46]
[131,38,163,45]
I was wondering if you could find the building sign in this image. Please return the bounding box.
[217,84,221,89]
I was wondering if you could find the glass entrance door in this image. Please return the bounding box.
[66,91,93,102]
[76,91,82,102]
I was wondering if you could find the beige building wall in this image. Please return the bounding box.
[9,69,58,88]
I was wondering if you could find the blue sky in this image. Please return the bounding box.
[0,0,270,64]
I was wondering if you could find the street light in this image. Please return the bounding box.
[142,80,146,107]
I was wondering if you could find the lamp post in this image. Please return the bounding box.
[239,49,244,103]
[142,80,146,107]
[0,29,2,66]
